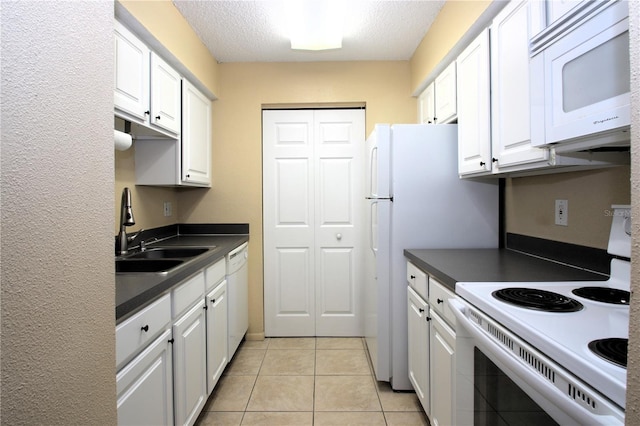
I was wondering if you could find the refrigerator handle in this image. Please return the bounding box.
[369,146,377,197]
[369,201,377,256]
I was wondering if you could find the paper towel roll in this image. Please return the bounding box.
[114,129,132,151]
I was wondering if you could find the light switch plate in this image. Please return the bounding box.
[163,201,172,217]
[555,199,568,226]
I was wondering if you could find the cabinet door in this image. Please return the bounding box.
[206,280,228,395]
[430,313,456,426]
[182,79,212,186]
[491,0,549,170]
[407,287,430,416]
[116,329,173,426]
[457,29,491,176]
[114,21,149,123]
[418,82,435,124]
[173,301,207,426]
[435,62,457,124]
[151,52,181,135]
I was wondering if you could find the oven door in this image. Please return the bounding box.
[449,299,624,426]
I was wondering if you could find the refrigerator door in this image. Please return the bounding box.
[364,124,392,382]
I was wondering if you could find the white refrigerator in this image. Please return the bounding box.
[363,123,499,390]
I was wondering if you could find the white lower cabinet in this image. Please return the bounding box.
[406,261,458,426]
[430,312,456,426]
[206,280,228,394]
[116,328,174,426]
[117,252,241,425]
[407,286,430,416]
[172,274,207,426]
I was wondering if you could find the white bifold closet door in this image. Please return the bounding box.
[263,109,365,337]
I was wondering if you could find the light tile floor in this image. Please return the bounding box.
[195,337,430,426]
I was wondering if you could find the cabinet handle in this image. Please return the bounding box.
[419,308,425,313]
[437,298,444,304]
[433,117,437,122]
[144,110,150,115]
[479,161,486,166]
[186,174,190,178]
[492,158,498,163]
[211,298,216,303]
[155,116,161,120]
[141,325,149,332]
[410,275,416,279]
[426,316,432,322]
[203,305,208,310]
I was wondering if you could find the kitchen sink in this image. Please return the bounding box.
[116,259,184,273]
[127,247,210,260]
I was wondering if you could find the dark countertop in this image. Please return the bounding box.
[404,248,609,293]
[116,224,249,323]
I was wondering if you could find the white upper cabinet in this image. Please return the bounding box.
[418,83,435,124]
[434,62,457,124]
[150,52,182,135]
[114,20,149,123]
[114,20,180,138]
[456,29,491,176]
[418,62,457,124]
[182,79,212,186]
[490,0,549,170]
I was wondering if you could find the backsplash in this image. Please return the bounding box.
[505,166,631,249]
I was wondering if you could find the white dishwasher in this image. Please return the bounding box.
[226,242,248,359]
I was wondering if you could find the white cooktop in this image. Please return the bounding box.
[457,259,629,409]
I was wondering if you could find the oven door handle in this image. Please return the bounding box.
[449,299,623,426]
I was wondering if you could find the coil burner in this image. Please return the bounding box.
[492,288,583,312]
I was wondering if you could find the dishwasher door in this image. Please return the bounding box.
[226,242,248,359]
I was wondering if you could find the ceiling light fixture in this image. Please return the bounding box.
[286,0,344,51]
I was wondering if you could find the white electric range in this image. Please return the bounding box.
[451,205,630,425]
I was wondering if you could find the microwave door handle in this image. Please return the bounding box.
[449,300,621,426]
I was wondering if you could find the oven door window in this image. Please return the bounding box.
[474,348,559,426]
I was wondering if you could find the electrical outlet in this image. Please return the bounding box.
[555,199,568,226]
[163,201,172,217]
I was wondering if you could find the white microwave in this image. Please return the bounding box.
[529,0,630,152]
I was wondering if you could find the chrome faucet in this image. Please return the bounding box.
[117,187,140,255]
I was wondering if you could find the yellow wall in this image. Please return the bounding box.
[410,0,492,93]
[177,61,416,338]
[115,1,415,338]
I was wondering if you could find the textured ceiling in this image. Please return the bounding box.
[173,1,446,63]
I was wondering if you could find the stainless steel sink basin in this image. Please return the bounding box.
[127,247,210,260]
[116,259,184,273]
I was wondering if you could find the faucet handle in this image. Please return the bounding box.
[127,229,144,244]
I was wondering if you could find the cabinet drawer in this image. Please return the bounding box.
[407,261,428,300]
[429,277,457,328]
[173,271,205,319]
[116,293,171,370]
[205,258,226,292]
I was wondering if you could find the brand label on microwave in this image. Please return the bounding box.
[594,116,619,126]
